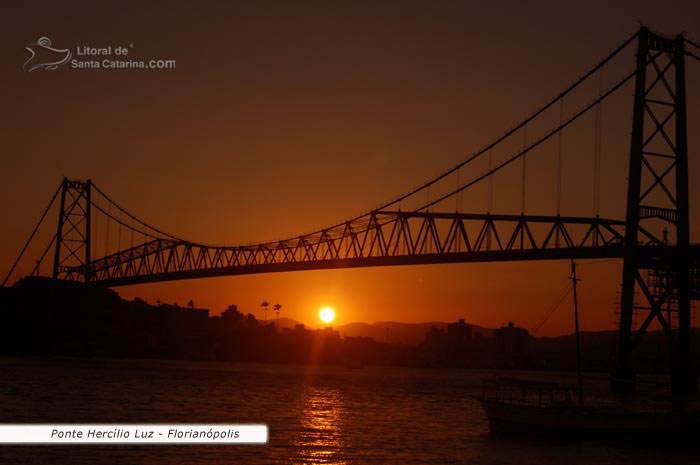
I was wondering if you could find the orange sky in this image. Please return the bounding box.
[2,1,700,336]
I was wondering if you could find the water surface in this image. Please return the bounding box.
[0,358,695,464]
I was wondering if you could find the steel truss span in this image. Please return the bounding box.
[60,212,635,287]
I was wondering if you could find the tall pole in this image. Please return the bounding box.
[571,259,583,407]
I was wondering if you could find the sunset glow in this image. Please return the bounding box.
[319,307,336,324]
[4,6,700,462]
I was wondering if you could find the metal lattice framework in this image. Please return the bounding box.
[613,29,696,404]
[59,212,637,287]
[52,179,92,280]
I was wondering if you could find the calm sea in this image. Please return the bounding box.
[0,357,696,464]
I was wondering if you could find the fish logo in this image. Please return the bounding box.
[23,37,72,72]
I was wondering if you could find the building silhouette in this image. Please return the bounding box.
[494,322,529,367]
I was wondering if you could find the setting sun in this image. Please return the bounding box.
[319,306,336,324]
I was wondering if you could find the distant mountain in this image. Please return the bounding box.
[265,317,300,329]
[333,321,494,346]
[268,316,496,345]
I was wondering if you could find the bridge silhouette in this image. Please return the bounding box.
[5,27,700,407]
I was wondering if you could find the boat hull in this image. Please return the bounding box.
[479,399,700,439]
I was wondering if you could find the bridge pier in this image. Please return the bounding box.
[612,28,697,409]
[52,178,92,283]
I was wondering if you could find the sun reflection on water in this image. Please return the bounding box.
[293,385,347,464]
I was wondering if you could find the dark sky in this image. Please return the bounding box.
[2,1,700,335]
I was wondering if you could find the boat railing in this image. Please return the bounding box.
[480,377,580,408]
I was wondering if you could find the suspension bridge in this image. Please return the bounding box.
[4,27,700,405]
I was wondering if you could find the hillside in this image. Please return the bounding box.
[334,321,494,345]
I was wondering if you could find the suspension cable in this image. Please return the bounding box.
[2,183,61,286]
[90,199,159,241]
[368,30,639,213]
[31,234,57,277]
[416,69,637,211]
[77,31,642,253]
[251,31,640,247]
[99,64,637,252]
[91,183,184,241]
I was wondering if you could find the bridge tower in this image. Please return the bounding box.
[52,177,92,283]
[613,27,696,407]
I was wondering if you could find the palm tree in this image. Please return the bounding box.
[261,301,270,325]
[273,303,282,329]
[187,299,195,309]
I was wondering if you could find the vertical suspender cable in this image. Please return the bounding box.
[105,204,110,258]
[521,125,527,214]
[117,211,122,252]
[487,149,494,251]
[456,169,460,212]
[594,69,603,216]
[557,99,564,215]
[456,168,461,252]
[556,98,564,247]
[92,192,97,263]
[521,125,527,249]
[488,149,494,213]
[93,193,100,265]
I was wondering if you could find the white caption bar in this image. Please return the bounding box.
[0,424,268,444]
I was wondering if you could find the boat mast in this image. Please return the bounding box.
[571,259,583,406]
